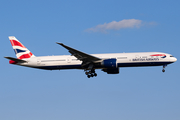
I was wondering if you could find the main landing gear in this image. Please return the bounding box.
[85,69,97,78]
[162,65,167,73]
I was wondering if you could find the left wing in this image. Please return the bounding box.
[56,43,102,64]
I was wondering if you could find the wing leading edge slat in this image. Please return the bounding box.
[56,43,102,62]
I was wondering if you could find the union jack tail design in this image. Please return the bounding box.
[9,36,35,59]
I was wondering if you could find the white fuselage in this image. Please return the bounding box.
[16,52,177,70]
[6,36,177,77]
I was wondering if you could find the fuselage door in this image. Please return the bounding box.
[67,57,71,63]
[135,55,139,58]
[37,59,41,65]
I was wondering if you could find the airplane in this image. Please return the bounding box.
[4,36,177,78]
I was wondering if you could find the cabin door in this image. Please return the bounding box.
[37,59,41,65]
[67,57,71,63]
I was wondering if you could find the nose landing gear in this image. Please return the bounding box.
[162,65,167,72]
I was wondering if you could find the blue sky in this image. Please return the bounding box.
[1,0,180,120]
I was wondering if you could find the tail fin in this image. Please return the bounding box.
[9,36,35,59]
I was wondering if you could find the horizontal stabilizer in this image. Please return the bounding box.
[4,56,27,63]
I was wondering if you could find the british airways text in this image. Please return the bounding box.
[132,58,159,61]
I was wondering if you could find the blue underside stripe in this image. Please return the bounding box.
[35,62,173,70]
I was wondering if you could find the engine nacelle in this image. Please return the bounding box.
[102,68,119,74]
[102,58,117,68]
[101,59,119,74]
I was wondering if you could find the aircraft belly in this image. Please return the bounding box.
[36,64,82,70]
[118,61,173,67]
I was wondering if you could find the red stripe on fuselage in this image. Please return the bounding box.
[18,52,33,59]
[10,40,26,48]
[150,54,166,56]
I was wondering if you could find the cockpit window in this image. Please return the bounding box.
[170,55,174,57]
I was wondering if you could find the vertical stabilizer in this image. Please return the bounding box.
[9,36,35,59]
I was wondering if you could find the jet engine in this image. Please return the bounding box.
[102,58,117,68]
[101,58,119,74]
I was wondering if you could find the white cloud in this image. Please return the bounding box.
[85,19,154,33]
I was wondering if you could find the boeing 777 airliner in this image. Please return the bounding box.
[5,36,177,78]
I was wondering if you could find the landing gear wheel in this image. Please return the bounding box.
[84,68,97,78]
[94,73,97,77]
[91,74,94,77]
[85,72,89,75]
[87,75,91,78]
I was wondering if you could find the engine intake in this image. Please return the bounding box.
[102,58,117,68]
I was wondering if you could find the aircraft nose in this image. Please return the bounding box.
[172,57,177,62]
